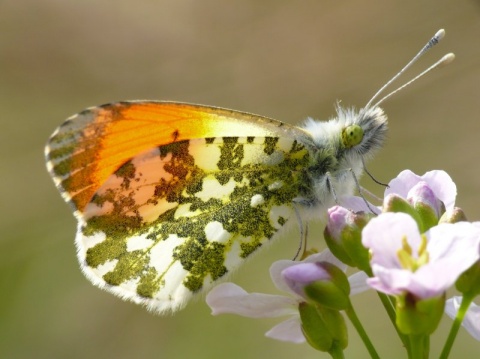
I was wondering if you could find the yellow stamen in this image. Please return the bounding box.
[396,235,429,272]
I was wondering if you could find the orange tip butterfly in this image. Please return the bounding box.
[45,29,453,314]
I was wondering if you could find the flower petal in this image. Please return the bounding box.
[407,181,443,218]
[365,220,480,299]
[386,170,456,210]
[367,265,413,296]
[206,283,298,318]
[265,316,305,343]
[403,222,480,297]
[362,212,422,268]
[303,249,346,270]
[269,250,345,295]
[270,259,300,294]
[339,196,380,214]
[446,297,480,341]
[426,222,480,264]
[385,170,422,197]
[421,171,457,210]
[281,262,331,298]
[405,265,449,298]
[348,271,369,295]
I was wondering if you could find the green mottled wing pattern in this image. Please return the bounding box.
[77,135,312,313]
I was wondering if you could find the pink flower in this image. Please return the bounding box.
[206,250,367,343]
[385,170,456,211]
[362,212,480,298]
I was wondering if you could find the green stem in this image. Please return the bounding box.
[439,294,474,359]
[328,342,345,359]
[376,292,411,357]
[345,303,380,359]
[409,334,426,359]
[364,267,411,355]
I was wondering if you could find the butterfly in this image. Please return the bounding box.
[45,30,452,314]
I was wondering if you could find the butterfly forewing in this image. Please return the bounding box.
[45,102,310,216]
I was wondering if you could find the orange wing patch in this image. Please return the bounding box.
[45,102,307,215]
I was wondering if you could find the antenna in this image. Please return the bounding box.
[374,53,454,107]
[365,29,454,109]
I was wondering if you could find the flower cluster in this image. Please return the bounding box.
[207,249,368,350]
[206,170,480,358]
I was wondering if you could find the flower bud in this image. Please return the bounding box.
[282,262,350,310]
[324,206,371,270]
[298,302,332,351]
[439,207,467,224]
[407,181,445,231]
[456,261,480,297]
[299,302,348,352]
[383,194,424,232]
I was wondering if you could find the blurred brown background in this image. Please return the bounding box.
[1,1,479,358]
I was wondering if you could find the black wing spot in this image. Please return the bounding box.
[171,129,180,142]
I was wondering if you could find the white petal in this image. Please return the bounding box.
[339,196,380,214]
[206,283,298,318]
[385,170,456,211]
[365,221,480,299]
[368,265,412,295]
[413,260,475,298]
[362,213,421,268]
[427,222,480,264]
[348,271,370,295]
[421,170,456,211]
[366,276,398,296]
[385,170,421,198]
[270,260,299,294]
[405,266,446,298]
[407,223,480,296]
[445,296,460,318]
[446,297,480,341]
[304,249,347,271]
[265,316,305,343]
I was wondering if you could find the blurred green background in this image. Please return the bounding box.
[1,1,479,358]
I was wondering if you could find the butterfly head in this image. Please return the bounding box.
[302,104,388,163]
[339,105,388,159]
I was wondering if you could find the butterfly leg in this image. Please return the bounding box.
[326,169,379,215]
[347,168,379,215]
[325,172,339,204]
[362,157,389,188]
[292,204,309,260]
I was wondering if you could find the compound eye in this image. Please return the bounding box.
[342,124,364,148]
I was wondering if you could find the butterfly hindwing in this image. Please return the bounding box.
[45,101,316,313]
[77,135,311,312]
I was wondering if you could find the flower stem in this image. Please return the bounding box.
[409,334,427,359]
[345,304,380,359]
[376,291,411,356]
[328,342,345,359]
[439,294,474,359]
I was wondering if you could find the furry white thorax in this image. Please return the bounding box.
[299,105,388,215]
[302,105,387,156]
